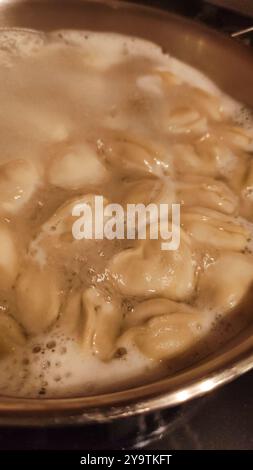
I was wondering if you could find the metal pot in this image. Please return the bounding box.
[0,0,252,426]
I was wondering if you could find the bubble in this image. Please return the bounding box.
[234,105,253,130]
[54,375,61,382]
[0,29,45,66]
[116,346,127,358]
[0,28,246,399]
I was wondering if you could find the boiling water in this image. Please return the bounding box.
[0,29,252,398]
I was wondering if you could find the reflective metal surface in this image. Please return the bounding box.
[1,370,252,448]
[0,0,253,425]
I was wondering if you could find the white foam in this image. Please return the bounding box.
[0,28,45,66]
[136,75,163,95]
[0,28,252,398]
[49,30,164,70]
[234,105,253,130]
[0,328,153,398]
[49,30,240,115]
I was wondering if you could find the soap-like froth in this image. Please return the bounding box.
[0,28,252,398]
[0,329,154,398]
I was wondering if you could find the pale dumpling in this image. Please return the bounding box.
[108,231,196,301]
[123,298,198,328]
[30,194,109,263]
[15,263,61,334]
[59,287,121,360]
[242,160,253,201]
[101,133,170,176]
[167,107,208,135]
[189,87,224,121]
[0,159,39,214]
[222,126,253,152]
[0,312,26,357]
[117,299,204,361]
[182,207,250,252]
[40,194,102,243]
[122,176,175,209]
[176,175,238,215]
[172,137,246,186]
[0,222,19,290]
[58,290,82,336]
[80,287,122,360]
[160,73,223,121]
[197,252,253,312]
[48,142,108,190]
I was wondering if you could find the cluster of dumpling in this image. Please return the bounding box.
[0,158,40,355]
[94,71,253,362]
[1,64,253,368]
[106,71,253,361]
[0,141,110,356]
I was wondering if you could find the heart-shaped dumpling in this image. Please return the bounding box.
[108,230,196,301]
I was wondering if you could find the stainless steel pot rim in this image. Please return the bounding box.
[0,336,252,424]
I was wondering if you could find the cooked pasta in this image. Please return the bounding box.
[0,29,252,398]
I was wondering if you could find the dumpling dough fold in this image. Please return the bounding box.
[182,207,250,252]
[117,299,204,361]
[59,287,122,361]
[196,252,253,312]
[15,263,61,335]
[108,230,196,301]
